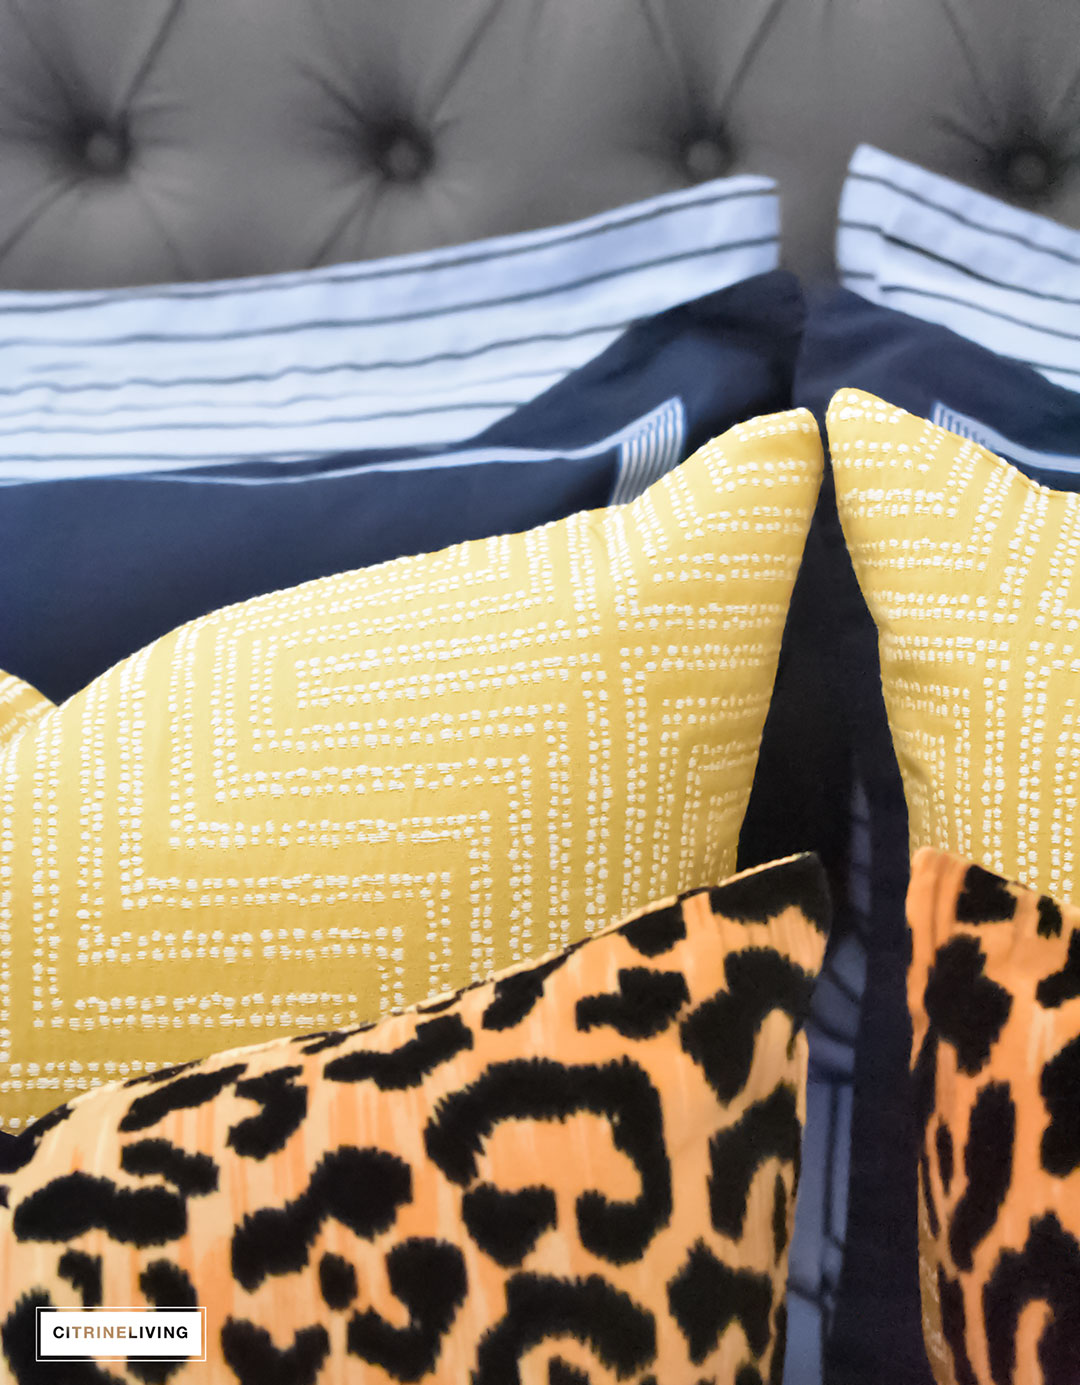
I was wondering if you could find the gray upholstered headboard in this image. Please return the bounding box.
[1,0,1078,291]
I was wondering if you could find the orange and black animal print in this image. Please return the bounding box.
[0,855,828,1385]
[908,848,1080,1385]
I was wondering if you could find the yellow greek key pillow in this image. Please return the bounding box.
[829,388,1080,898]
[0,409,822,1130]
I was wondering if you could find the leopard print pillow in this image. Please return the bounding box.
[908,847,1080,1385]
[0,854,828,1385]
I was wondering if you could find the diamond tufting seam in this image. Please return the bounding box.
[936,0,1003,145]
[638,0,695,131]
[3,0,79,122]
[425,0,503,128]
[0,179,74,277]
[712,0,792,121]
[111,0,184,122]
[126,174,195,283]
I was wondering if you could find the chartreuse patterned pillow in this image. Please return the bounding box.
[829,388,1080,901]
[0,854,829,1385]
[907,847,1080,1385]
[0,410,822,1132]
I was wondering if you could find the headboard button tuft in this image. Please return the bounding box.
[988,140,1061,202]
[80,126,129,178]
[1006,148,1051,195]
[683,133,732,182]
[373,126,432,183]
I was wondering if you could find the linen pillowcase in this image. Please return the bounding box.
[2,272,807,705]
[836,144,1080,393]
[907,847,1080,1385]
[0,173,780,479]
[789,296,1080,1385]
[0,408,823,1132]
[0,854,830,1385]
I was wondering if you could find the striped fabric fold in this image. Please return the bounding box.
[610,396,687,504]
[836,144,1080,392]
[930,402,1080,478]
[0,176,778,479]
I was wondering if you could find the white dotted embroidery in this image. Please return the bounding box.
[832,389,1080,900]
[0,411,822,1129]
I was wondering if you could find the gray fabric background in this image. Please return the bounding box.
[1,0,1078,290]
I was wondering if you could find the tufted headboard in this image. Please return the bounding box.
[1,0,1079,291]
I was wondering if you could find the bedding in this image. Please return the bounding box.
[0,174,780,479]
[0,408,823,1133]
[765,130,1080,1385]
[821,386,1080,1378]
[0,271,806,706]
[836,145,1080,394]
[0,853,829,1385]
[907,847,1080,1385]
[787,298,1080,1384]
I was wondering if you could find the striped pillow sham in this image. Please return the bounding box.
[836,144,1080,393]
[0,174,779,481]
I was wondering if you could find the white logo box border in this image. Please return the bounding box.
[36,1307,207,1363]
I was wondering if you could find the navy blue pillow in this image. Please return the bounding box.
[790,288,1080,1385]
[1,271,804,706]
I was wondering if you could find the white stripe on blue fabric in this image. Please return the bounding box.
[781,778,868,1382]
[787,931,863,1383]
[53,397,686,493]
[0,176,779,479]
[846,776,873,926]
[836,145,1080,393]
[610,397,686,504]
[931,403,1080,476]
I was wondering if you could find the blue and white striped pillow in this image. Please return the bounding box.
[0,174,779,480]
[836,144,1080,393]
